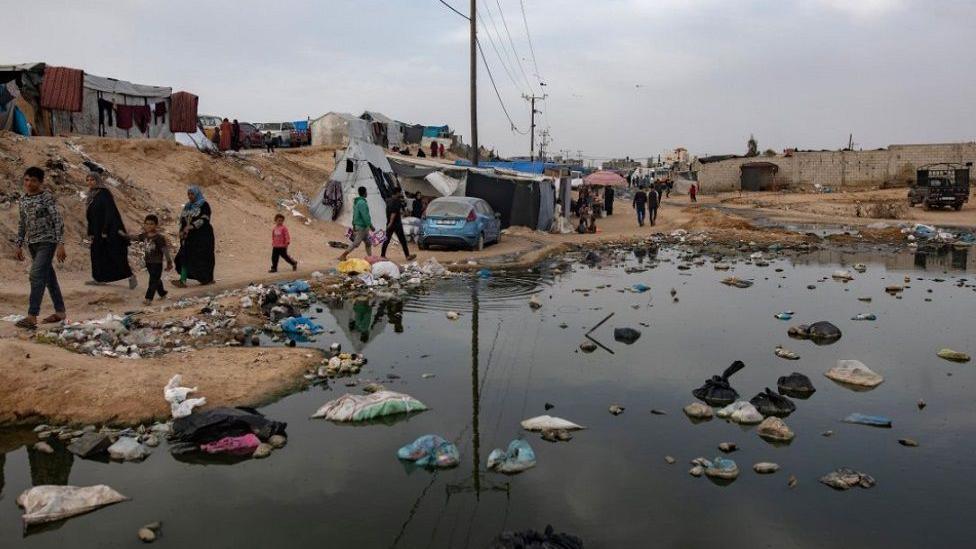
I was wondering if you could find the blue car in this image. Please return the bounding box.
[419,197,502,251]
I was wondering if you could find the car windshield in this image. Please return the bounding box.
[426,200,473,218]
[283,122,295,130]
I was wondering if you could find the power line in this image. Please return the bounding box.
[476,6,521,92]
[477,39,527,135]
[437,0,469,20]
[494,0,536,95]
[519,0,543,81]
[482,1,526,95]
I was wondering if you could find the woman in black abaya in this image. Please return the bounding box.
[85,172,136,288]
[173,185,215,287]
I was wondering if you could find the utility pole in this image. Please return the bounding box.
[522,93,546,162]
[470,0,479,167]
[538,129,551,162]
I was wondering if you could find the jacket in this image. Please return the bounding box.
[352,196,372,229]
[18,191,64,247]
[272,224,291,248]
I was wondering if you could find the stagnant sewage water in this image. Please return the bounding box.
[1,244,975,548]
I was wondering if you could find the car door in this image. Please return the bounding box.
[479,200,499,241]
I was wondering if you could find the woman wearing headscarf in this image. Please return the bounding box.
[173,185,215,287]
[85,172,136,288]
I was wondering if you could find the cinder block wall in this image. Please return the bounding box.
[696,143,976,193]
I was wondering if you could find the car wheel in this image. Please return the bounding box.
[418,240,428,250]
[473,233,485,251]
[954,203,963,211]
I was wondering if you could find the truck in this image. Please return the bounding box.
[254,121,309,148]
[908,163,971,210]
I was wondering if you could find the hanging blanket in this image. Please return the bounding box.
[40,66,84,112]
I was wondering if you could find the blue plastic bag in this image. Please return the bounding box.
[280,280,310,294]
[632,283,650,293]
[397,435,459,469]
[487,439,536,474]
[477,269,492,279]
[279,316,323,334]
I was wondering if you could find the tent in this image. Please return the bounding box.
[310,140,396,228]
[465,170,555,230]
[175,122,217,152]
[48,72,174,139]
[310,112,372,147]
[361,111,403,149]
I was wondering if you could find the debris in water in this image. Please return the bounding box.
[609,404,625,415]
[937,348,971,363]
[842,413,892,428]
[753,462,779,474]
[898,438,919,447]
[825,360,883,388]
[819,468,875,491]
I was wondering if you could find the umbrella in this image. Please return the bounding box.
[583,170,627,187]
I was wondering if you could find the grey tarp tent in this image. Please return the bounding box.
[310,112,372,147]
[388,156,465,198]
[310,140,395,228]
[465,170,555,230]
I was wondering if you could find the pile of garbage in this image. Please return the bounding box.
[30,421,170,463]
[903,223,975,245]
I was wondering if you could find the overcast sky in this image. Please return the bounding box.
[3,0,974,158]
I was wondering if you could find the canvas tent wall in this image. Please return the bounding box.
[310,140,396,228]
[310,112,372,148]
[388,156,466,198]
[361,111,403,149]
[465,171,555,230]
[48,73,174,139]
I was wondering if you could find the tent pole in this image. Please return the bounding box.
[470,0,479,167]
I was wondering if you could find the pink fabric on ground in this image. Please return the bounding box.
[200,433,261,455]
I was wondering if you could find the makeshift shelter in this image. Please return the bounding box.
[310,140,396,228]
[401,123,424,144]
[740,162,779,191]
[388,155,466,198]
[310,112,372,147]
[175,122,217,152]
[465,170,556,230]
[0,63,45,135]
[361,111,403,149]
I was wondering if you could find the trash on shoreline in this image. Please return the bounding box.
[164,374,207,419]
[107,437,151,461]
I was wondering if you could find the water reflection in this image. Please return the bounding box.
[28,441,74,486]
[794,244,974,273]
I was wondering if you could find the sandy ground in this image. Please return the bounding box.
[0,134,947,427]
[0,339,321,425]
[706,187,976,229]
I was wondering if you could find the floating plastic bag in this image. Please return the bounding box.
[397,435,459,469]
[107,437,151,462]
[614,327,641,343]
[311,391,427,422]
[716,401,763,424]
[337,258,372,275]
[279,316,324,335]
[17,485,129,526]
[371,261,401,280]
[750,388,796,417]
[487,439,537,474]
[280,280,310,294]
[520,415,585,432]
[200,433,262,455]
[692,360,745,406]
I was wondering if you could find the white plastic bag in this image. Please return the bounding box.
[520,415,586,432]
[164,374,206,418]
[17,485,129,526]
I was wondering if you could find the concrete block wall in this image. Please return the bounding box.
[696,142,976,193]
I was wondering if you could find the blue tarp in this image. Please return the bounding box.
[453,160,557,174]
[293,120,308,132]
[422,125,449,137]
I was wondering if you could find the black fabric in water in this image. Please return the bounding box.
[692,360,745,406]
[172,407,287,445]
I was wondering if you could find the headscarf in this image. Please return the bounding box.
[86,172,107,207]
[183,185,205,212]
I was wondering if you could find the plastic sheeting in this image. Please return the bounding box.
[49,72,172,139]
[310,112,372,147]
[17,485,129,526]
[537,179,556,231]
[424,171,461,197]
[311,390,427,422]
[309,140,392,228]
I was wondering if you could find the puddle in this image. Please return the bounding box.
[1,246,975,547]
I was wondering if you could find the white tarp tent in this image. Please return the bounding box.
[175,123,216,152]
[49,73,173,139]
[310,140,393,228]
[310,112,372,148]
[361,111,403,149]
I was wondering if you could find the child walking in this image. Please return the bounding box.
[120,214,172,305]
[270,213,298,272]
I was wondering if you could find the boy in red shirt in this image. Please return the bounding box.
[270,214,298,272]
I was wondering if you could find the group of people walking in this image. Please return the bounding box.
[14,167,216,329]
[631,185,662,227]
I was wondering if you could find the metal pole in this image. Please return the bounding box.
[470,0,479,167]
[529,95,536,162]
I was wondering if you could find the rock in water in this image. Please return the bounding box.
[613,327,641,344]
[937,348,971,363]
[138,528,156,543]
[33,441,54,454]
[446,311,460,320]
[253,443,273,459]
[683,402,714,420]
[579,341,597,353]
[664,455,676,464]
[777,372,816,398]
[705,456,739,480]
[774,346,800,360]
[269,435,287,448]
[819,468,875,490]
[757,417,794,443]
[898,438,919,447]
[608,404,625,416]
[753,462,779,474]
[825,360,884,388]
[529,295,542,309]
[689,465,704,477]
[718,442,737,453]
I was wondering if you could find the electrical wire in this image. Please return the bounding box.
[477,39,528,135]
[476,6,522,92]
[482,1,528,95]
[519,0,543,81]
[437,0,469,20]
[494,0,536,95]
